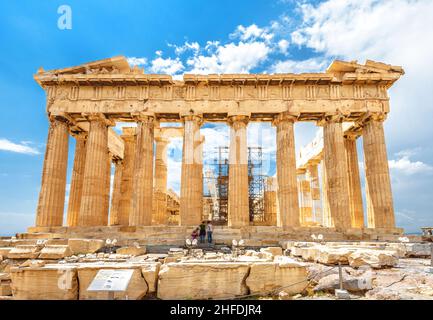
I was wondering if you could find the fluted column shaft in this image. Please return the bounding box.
[153,137,169,225]
[320,159,333,227]
[264,177,277,226]
[362,114,395,228]
[103,153,112,226]
[130,116,155,226]
[180,115,203,226]
[36,117,69,227]
[228,115,250,227]
[109,159,123,225]
[274,114,300,228]
[298,172,313,226]
[344,135,364,228]
[78,116,109,226]
[118,128,136,225]
[306,163,322,225]
[66,133,87,227]
[322,118,351,230]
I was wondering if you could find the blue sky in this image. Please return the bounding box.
[1,0,432,235]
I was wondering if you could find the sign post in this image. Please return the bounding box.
[87,269,134,300]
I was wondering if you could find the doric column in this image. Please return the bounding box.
[320,159,333,227]
[344,134,364,228]
[362,113,395,228]
[78,114,111,226]
[117,127,136,225]
[130,114,155,226]
[273,113,300,228]
[35,116,69,227]
[321,116,351,230]
[180,115,203,226]
[264,177,277,226]
[66,132,87,227]
[227,115,250,227]
[109,158,123,226]
[306,162,322,225]
[298,171,313,226]
[153,136,169,225]
[103,152,112,226]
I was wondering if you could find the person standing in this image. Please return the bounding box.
[199,221,206,243]
[206,220,213,244]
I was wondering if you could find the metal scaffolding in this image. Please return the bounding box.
[203,146,265,225]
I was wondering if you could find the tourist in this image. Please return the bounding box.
[206,221,213,244]
[199,221,206,243]
[191,227,199,241]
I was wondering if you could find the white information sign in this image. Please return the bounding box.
[87,269,134,292]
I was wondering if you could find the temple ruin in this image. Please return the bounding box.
[27,56,405,243]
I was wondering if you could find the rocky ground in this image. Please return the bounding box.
[0,237,432,300]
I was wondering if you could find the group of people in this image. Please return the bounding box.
[191,221,213,244]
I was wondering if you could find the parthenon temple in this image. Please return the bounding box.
[27,56,405,243]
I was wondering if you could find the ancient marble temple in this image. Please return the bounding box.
[31,56,404,238]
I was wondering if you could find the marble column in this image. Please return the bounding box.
[78,115,110,226]
[103,153,112,226]
[180,115,203,226]
[362,114,395,229]
[264,177,277,226]
[227,115,250,227]
[130,115,155,226]
[306,162,322,225]
[117,128,136,225]
[153,137,169,225]
[320,159,333,227]
[273,113,300,228]
[66,133,87,227]
[109,158,123,226]
[322,116,351,230]
[344,134,364,228]
[298,172,313,226]
[35,116,69,227]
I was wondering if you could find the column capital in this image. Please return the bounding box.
[344,132,359,140]
[272,112,298,126]
[181,113,203,125]
[155,136,170,144]
[363,112,387,124]
[227,114,249,125]
[48,112,74,126]
[81,113,115,126]
[131,112,155,123]
[316,113,345,126]
[70,130,88,141]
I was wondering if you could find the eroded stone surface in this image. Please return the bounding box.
[39,245,72,260]
[348,249,398,268]
[68,239,104,255]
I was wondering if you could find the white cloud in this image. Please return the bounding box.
[187,41,271,74]
[126,57,147,66]
[277,39,290,54]
[149,57,184,75]
[269,57,328,73]
[171,41,200,55]
[0,138,40,155]
[231,24,274,42]
[389,150,433,175]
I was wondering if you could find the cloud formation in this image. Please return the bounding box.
[0,138,40,155]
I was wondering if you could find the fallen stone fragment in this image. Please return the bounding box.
[7,245,42,259]
[314,273,372,293]
[10,265,78,300]
[246,258,308,296]
[260,247,283,257]
[67,239,104,255]
[19,260,46,268]
[404,243,432,257]
[157,262,249,299]
[348,249,398,269]
[38,245,72,260]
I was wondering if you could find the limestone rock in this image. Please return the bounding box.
[246,258,308,296]
[348,250,398,269]
[38,245,72,260]
[157,262,249,299]
[116,246,146,256]
[10,266,78,300]
[19,260,46,268]
[260,247,283,257]
[67,239,104,255]
[404,243,432,257]
[0,283,12,296]
[141,262,160,293]
[316,248,354,265]
[7,245,42,259]
[314,273,372,293]
[0,248,12,257]
[77,264,148,300]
